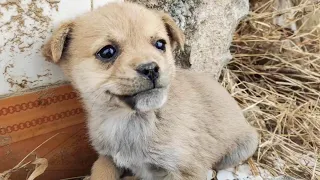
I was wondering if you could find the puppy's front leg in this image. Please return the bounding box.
[214,132,259,170]
[121,177,139,180]
[166,169,208,180]
[90,155,120,180]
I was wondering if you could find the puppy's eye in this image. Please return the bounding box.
[96,45,117,62]
[154,39,166,51]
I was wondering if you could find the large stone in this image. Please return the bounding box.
[127,0,249,78]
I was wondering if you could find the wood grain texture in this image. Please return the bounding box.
[0,85,97,180]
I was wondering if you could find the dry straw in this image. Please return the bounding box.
[0,134,59,180]
[220,0,320,179]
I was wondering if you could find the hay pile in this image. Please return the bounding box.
[220,0,320,179]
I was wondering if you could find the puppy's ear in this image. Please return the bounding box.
[43,21,73,63]
[160,13,185,51]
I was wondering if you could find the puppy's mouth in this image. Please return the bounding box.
[119,87,164,108]
[108,87,167,110]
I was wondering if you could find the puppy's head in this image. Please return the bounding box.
[43,2,184,112]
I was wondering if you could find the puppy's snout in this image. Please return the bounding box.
[136,62,160,82]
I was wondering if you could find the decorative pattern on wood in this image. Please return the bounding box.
[0,85,96,180]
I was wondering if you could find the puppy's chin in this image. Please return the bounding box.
[119,88,168,112]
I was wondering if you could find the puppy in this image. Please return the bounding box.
[43,2,259,180]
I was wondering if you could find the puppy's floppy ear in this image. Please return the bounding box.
[42,21,73,63]
[160,13,185,51]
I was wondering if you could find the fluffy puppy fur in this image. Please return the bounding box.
[43,2,259,180]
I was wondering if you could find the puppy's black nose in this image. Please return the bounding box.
[136,62,160,81]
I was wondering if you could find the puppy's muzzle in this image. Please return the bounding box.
[120,87,167,111]
[136,62,160,87]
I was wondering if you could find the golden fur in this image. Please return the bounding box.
[43,2,258,180]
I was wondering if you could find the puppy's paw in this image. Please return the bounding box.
[90,156,120,180]
[121,177,139,180]
[215,131,259,170]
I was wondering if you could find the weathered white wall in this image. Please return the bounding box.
[0,0,120,96]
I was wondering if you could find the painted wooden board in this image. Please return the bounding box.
[0,84,97,180]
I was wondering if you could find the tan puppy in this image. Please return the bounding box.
[43,2,259,180]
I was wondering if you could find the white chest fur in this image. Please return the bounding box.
[87,108,162,178]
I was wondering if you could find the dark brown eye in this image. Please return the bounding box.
[154,39,166,51]
[96,45,117,62]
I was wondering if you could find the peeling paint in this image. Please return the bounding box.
[0,135,12,147]
[0,0,59,55]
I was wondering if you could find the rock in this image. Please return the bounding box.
[126,0,249,78]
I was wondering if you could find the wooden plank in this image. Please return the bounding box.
[0,85,96,180]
